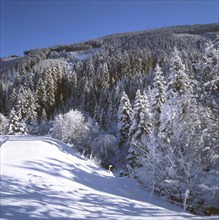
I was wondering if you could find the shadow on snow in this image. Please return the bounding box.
[0,137,199,220]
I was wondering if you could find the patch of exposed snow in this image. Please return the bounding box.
[49,48,100,62]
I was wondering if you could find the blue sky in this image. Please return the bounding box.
[1,0,218,57]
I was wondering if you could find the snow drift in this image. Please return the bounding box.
[0,136,217,219]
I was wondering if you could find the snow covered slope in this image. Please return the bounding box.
[0,136,217,220]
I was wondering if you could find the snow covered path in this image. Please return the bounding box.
[0,136,217,220]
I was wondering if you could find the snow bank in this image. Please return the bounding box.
[0,136,217,219]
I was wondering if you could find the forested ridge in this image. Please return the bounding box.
[0,23,219,215]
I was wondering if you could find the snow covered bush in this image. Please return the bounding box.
[51,109,89,147]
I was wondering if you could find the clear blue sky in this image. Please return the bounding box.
[1,0,218,57]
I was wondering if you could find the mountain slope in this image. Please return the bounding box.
[0,136,216,220]
[0,23,218,118]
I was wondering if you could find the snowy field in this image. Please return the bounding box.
[0,136,217,220]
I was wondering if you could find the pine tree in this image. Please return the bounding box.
[24,88,38,123]
[128,90,145,141]
[15,86,28,121]
[151,64,166,135]
[69,71,78,106]
[167,48,193,99]
[202,41,219,112]
[162,48,194,144]
[94,103,100,124]
[0,113,8,135]
[45,71,56,119]
[54,62,65,109]
[36,78,46,115]
[13,86,38,127]
[82,82,96,117]
[121,50,132,77]
[94,63,110,89]
[7,87,18,112]
[0,82,5,113]
[102,62,110,88]
[127,90,150,169]
[86,57,94,81]
[126,90,155,188]
[107,92,116,122]
[159,49,198,200]
[7,108,27,135]
[99,108,106,130]
[117,92,132,147]
[134,48,143,74]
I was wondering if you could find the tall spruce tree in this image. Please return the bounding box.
[127,90,149,169]
[7,108,27,135]
[117,92,132,147]
[159,48,198,201]
[45,71,56,119]
[151,64,166,136]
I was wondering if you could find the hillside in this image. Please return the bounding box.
[0,136,217,220]
[0,23,218,215]
[0,23,218,116]
[0,23,218,113]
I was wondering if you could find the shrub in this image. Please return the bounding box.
[51,109,89,146]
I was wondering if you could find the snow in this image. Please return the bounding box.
[70,48,100,61]
[0,136,217,220]
[69,51,89,60]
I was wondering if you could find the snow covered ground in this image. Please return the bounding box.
[0,136,217,220]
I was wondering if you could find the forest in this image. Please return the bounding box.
[0,23,218,215]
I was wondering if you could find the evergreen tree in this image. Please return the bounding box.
[134,48,143,74]
[36,78,46,115]
[13,86,38,128]
[82,82,96,117]
[86,57,94,81]
[24,88,38,124]
[15,86,28,120]
[99,108,107,130]
[133,91,155,186]
[7,108,27,135]
[117,92,132,147]
[93,103,100,124]
[151,64,166,135]
[0,113,8,135]
[128,90,145,142]
[201,41,219,113]
[7,87,18,112]
[45,71,56,119]
[167,48,193,99]
[158,49,201,201]
[0,82,5,113]
[107,92,116,122]
[102,62,110,88]
[162,48,194,145]
[121,50,132,77]
[127,90,150,169]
